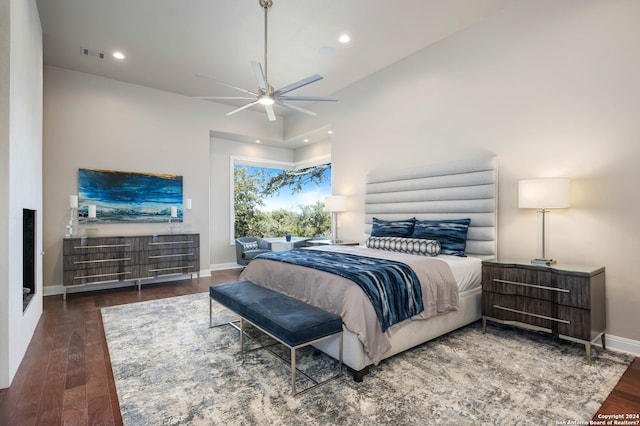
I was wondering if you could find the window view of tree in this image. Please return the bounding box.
[233,162,332,238]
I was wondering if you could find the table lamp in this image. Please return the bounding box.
[519,178,570,265]
[324,195,346,243]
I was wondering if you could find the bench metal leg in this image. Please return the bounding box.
[232,317,344,396]
[240,318,245,354]
[291,347,297,395]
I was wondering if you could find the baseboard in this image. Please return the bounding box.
[210,262,243,271]
[43,269,213,297]
[603,334,640,357]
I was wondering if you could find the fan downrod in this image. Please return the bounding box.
[259,0,273,10]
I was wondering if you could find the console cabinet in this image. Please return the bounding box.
[62,233,199,299]
[481,259,605,364]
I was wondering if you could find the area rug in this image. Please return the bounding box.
[101,293,633,426]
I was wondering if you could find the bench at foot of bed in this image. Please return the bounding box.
[209,280,344,396]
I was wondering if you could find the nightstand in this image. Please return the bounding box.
[305,240,359,247]
[481,259,606,364]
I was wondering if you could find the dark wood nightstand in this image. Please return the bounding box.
[305,240,359,247]
[481,258,606,364]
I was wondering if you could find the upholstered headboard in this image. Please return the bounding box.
[364,157,497,260]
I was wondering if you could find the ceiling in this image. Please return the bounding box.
[36,0,513,146]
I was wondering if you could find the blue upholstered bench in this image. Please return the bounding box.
[209,280,343,396]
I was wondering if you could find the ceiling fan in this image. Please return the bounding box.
[195,0,337,121]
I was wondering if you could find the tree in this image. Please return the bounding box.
[233,167,266,238]
[262,163,331,196]
[233,163,332,238]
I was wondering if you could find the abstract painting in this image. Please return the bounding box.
[78,168,183,223]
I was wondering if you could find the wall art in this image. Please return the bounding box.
[78,168,183,223]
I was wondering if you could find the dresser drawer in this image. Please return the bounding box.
[482,265,590,309]
[63,265,137,285]
[138,260,199,278]
[63,252,138,272]
[63,236,135,256]
[139,234,199,251]
[483,292,591,340]
[144,247,199,264]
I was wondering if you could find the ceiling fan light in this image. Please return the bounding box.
[258,96,275,106]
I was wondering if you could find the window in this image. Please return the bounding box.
[232,157,332,239]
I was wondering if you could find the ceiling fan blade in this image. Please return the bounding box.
[194,96,257,100]
[225,100,260,116]
[274,74,323,96]
[265,104,276,121]
[276,95,338,102]
[252,61,268,93]
[276,100,317,116]
[195,74,259,96]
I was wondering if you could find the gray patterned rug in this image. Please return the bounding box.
[101,293,633,426]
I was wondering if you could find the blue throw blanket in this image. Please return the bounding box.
[256,249,423,332]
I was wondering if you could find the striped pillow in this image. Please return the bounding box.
[366,236,441,257]
[412,219,471,257]
[370,217,416,238]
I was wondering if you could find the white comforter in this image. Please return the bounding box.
[239,245,460,364]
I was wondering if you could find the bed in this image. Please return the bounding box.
[239,156,497,380]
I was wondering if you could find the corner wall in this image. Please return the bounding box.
[0,0,43,388]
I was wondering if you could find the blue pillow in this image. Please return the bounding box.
[371,217,416,238]
[412,219,471,256]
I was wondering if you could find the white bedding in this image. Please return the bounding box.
[433,253,483,292]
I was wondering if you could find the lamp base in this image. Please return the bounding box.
[531,258,556,266]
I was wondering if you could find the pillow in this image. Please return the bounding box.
[366,236,441,257]
[370,217,416,238]
[241,241,259,251]
[412,218,471,257]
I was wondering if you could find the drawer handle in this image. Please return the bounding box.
[148,266,194,273]
[148,253,193,259]
[74,243,131,249]
[492,279,570,293]
[148,241,194,246]
[493,305,570,324]
[74,257,131,265]
[74,271,131,280]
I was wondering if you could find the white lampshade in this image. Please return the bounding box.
[324,195,347,212]
[519,178,570,209]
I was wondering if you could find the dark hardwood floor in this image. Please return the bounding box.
[1,269,638,425]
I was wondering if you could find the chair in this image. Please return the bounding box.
[235,237,273,266]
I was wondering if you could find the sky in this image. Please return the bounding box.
[236,164,332,212]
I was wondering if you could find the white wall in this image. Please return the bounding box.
[0,0,43,388]
[42,66,283,291]
[285,0,640,345]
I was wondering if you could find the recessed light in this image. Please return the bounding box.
[112,51,126,60]
[338,34,351,43]
[304,139,309,143]
[327,130,333,134]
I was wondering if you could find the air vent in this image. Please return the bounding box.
[81,47,105,59]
